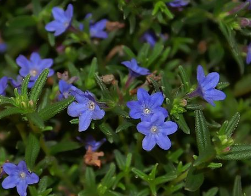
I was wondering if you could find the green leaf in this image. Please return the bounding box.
[146,43,164,67]
[185,166,204,192]
[178,65,190,92]
[217,145,251,160]
[131,167,148,181]
[50,141,81,155]
[25,133,40,169]
[116,121,133,133]
[0,107,24,119]
[225,112,240,138]
[175,114,190,134]
[85,167,96,190]
[149,163,158,180]
[98,163,116,195]
[122,46,136,59]
[99,123,117,143]
[26,112,45,129]
[38,176,49,193]
[203,187,219,196]
[114,150,126,170]
[94,73,112,100]
[129,14,136,34]
[0,95,15,105]
[186,104,204,110]
[21,75,31,96]
[30,69,49,105]
[32,0,42,16]
[195,110,213,154]
[8,15,37,28]
[233,176,243,196]
[154,173,177,185]
[125,153,132,170]
[48,33,55,47]
[86,57,98,88]
[38,96,74,121]
[4,54,18,70]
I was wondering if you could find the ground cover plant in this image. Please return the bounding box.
[1,0,251,195]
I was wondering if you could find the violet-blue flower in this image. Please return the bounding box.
[79,15,108,39]
[141,32,156,47]
[67,88,105,132]
[246,43,251,64]
[2,160,39,196]
[0,43,7,53]
[168,0,189,7]
[127,88,168,121]
[189,65,226,106]
[58,80,73,100]
[16,52,54,83]
[137,112,178,151]
[121,59,150,77]
[0,76,8,95]
[85,135,106,151]
[45,4,73,36]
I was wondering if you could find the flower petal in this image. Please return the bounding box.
[39,59,53,70]
[204,89,226,101]
[137,88,150,102]
[79,110,93,132]
[150,112,165,125]
[201,72,219,90]
[52,7,65,21]
[149,92,164,108]
[17,180,28,196]
[94,19,107,30]
[156,134,171,150]
[16,55,30,68]
[26,173,39,185]
[54,27,67,36]
[129,109,142,119]
[160,121,178,135]
[142,134,156,151]
[137,121,151,135]
[2,176,18,189]
[45,21,62,31]
[92,105,105,120]
[3,163,17,175]
[30,52,41,64]
[67,102,85,117]
[17,161,28,171]
[197,65,205,84]
[65,4,73,19]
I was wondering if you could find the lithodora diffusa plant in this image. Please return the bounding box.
[1,0,251,196]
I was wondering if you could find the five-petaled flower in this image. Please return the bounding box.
[1,160,39,196]
[67,88,105,132]
[137,113,178,151]
[246,43,251,64]
[189,65,226,106]
[168,0,189,7]
[127,88,168,121]
[16,52,54,87]
[85,135,106,152]
[45,4,74,36]
[79,14,108,39]
[0,76,8,95]
[121,59,150,77]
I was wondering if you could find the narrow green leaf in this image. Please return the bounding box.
[186,104,204,110]
[146,43,164,67]
[175,114,190,134]
[178,65,190,92]
[217,145,251,160]
[0,107,24,119]
[131,168,148,181]
[217,82,229,90]
[233,176,243,196]
[32,0,42,16]
[114,150,125,170]
[129,14,136,34]
[155,173,177,185]
[85,167,96,189]
[225,112,240,138]
[149,163,158,180]
[26,112,45,129]
[48,33,55,47]
[100,163,116,188]
[203,187,219,196]
[116,121,133,133]
[94,73,111,100]
[122,46,136,59]
[21,75,31,96]
[50,141,81,155]
[0,95,15,105]
[4,54,18,70]
[30,69,49,105]
[8,15,36,28]
[185,166,204,192]
[99,123,118,143]
[86,57,98,88]
[38,96,74,121]
[25,133,40,169]
[125,153,132,170]
[38,176,49,193]
[149,77,161,92]
[195,110,213,154]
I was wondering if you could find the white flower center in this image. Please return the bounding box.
[88,101,95,110]
[143,108,151,114]
[150,126,158,133]
[30,69,38,77]
[64,22,69,28]
[19,172,26,179]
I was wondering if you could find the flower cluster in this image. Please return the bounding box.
[127,88,178,151]
[1,161,39,196]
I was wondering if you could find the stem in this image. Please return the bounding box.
[125,74,135,89]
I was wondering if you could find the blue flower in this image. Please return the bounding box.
[189,65,226,106]
[141,32,156,47]
[0,43,7,53]
[58,80,73,100]
[79,15,108,39]
[45,4,74,36]
[169,0,189,7]
[137,113,178,151]
[127,88,168,121]
[121,59,150,77]
[0,76,8,95]
[67,89,105,132]
[2,160,39,196]
[85,135,106,151]
[16,52,54,84]
[248,0,251,10]
[246,43,251,64]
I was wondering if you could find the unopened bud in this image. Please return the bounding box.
[101,74,115,85]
